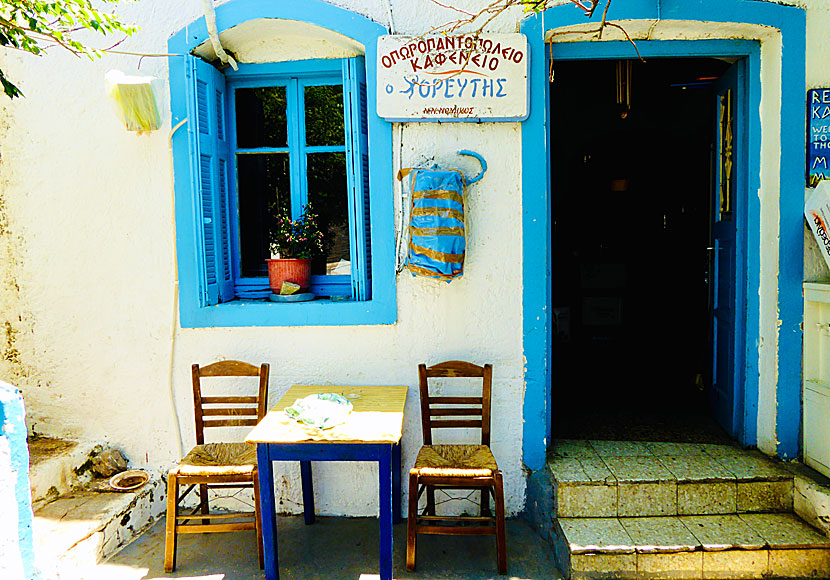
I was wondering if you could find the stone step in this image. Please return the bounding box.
[28,437,93,503]
[550,440,794,518]
[32,475,165,580]
[556,513,830,579]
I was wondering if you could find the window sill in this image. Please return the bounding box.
[179,294,396,328]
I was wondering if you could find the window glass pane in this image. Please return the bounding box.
[237,153,291,277]
[307,152,350,275]
[235,87,288,148]
[304,85,344,147]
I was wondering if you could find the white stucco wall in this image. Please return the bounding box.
[0,0,528,516]
[0,0,821,518]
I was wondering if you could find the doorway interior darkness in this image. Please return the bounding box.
[550,57,737,444]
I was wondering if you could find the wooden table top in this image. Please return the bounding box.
[245,385,408,445]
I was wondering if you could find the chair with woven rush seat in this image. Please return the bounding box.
[164,360,269,572]
[406,361,506,574]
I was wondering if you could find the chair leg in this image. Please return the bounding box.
[164,472,179,572]
[426,485,436,516]
[494,472,507,575]
[199,483,210,525]
[253,470,264,569]
[481,485,491,517]
[406,472,419,572]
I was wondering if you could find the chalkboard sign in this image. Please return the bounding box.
[809,88,830,186]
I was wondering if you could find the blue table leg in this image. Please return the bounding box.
[257,444,279,580]
[300,460,315,525]
[378,445,393,580]
[392,442,402,524]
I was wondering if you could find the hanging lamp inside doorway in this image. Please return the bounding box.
[616,59,632,118]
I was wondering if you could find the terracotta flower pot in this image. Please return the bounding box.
[266,258,312,293]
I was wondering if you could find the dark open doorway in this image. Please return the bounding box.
[550,57,737,443]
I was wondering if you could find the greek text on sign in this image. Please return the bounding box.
[377,34,528,121]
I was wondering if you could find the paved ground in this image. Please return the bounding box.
[94,516,563,580]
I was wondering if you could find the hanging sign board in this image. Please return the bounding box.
[376,34,528,122]
[809,88,830,186]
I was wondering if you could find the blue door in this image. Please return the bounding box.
[710,60,745,438]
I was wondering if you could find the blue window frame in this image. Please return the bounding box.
[190,57,370,305]
[168,0,395,328]
[226,59,367,299]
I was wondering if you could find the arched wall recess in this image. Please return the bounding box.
[192,19,365,64]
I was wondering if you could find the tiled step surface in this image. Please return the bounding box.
[558,513,830,579]
[32,476,165,580]
[550,440,794,518]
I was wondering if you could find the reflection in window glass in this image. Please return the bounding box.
[235,87,288,148]
[307,152,349,275]
[305,85,344,147]
[237,153,291,277]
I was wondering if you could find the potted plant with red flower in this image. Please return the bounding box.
[267,204,325,294]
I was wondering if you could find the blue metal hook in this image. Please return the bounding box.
[458,150,487,184]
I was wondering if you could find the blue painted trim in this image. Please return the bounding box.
[256,444,279,580]
[0,384,35,580]
[235,146,291,154]
[520,13,550,472]
[378,444,393,580]
[259,442,385,461]
[226,59,343,79]
[743,48,762,447]
[287,77,304,219]
[169,0,396,327]
[256,441,398,580]
[300,460,315,524]
[773,6,806,460]
[520,0,805,468]
[304,145,347,154]
[392,441,402,524]
[551,39,759,60]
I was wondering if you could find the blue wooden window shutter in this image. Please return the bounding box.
[343,57,372,301]
[187,56,234,305]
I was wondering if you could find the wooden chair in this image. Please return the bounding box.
[164,361,269,572]
[406,361,506,574]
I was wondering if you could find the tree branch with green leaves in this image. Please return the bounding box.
[0,0,136,98]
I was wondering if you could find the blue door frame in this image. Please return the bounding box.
[520,0,805,472]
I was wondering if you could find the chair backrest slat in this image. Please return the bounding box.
[201,408,260,417]
[201,396,258,404]
[199,360,262,377]
[192,361,270,445]
[425,360,485,377]
[429,407,482,417]
[429,419,483,429]
[202,418,260,428]
[429,396,482,405]
[418,361,493,446]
